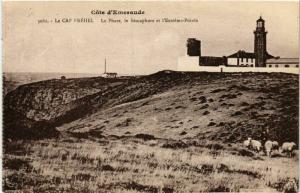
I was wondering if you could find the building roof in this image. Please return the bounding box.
[266,58,299,64]
[257,16,264,22]
[228,50,275,59]
[227,50,255,58]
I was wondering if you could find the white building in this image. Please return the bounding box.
[177,55,200,71]
[227,50,255,67]
[100,72,117,78]
[266,58,299,68]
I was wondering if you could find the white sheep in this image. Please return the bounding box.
[243,137,252,148]
[281,142,296,157]
[250,139,262,153]
[264,140,279,157]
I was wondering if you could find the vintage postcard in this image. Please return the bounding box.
[2,1,299,192]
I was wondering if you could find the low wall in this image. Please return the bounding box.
[177,56,299,74]
[200,66,299,74]
[177,64,299,74]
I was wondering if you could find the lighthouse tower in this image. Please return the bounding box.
[254,16,267,67]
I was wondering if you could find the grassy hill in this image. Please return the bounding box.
[3,71,299,192]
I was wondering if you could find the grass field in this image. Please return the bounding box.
[3,138,298,192]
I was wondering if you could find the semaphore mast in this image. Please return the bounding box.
[104,58,107,74]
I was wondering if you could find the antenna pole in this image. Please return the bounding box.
[104,58,106,73]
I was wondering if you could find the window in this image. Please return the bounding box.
[250,65,253,67]
[246,58,248,62]
[285,65,289,68]
[269,65,272,68]
[258,21,263,27]
[241,58,243,62]
[251,58,253,63]
[275,65,278,68]
[296,65,299,68]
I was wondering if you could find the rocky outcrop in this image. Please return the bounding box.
[4,77,126,139]
[5,77,124,121]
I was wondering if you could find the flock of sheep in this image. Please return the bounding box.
[243,138,297,157]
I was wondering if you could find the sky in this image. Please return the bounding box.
[3,1,299,75]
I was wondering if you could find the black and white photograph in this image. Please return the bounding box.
[2,1,299,192]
